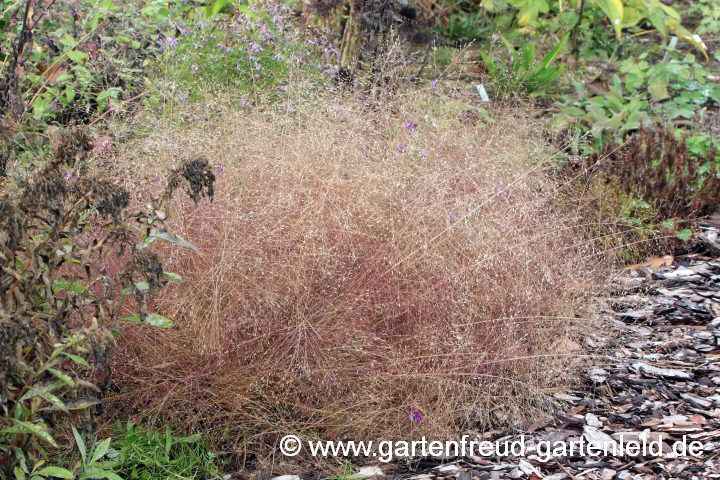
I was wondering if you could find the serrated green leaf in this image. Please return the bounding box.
[649,80,669,101]
[67,50,89,64]
[58,33,77,49]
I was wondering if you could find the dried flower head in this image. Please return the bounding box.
[51,127,93,167]
[21,173,67,221]
[166,157,216,205]
[126,249,166,289]
[71,178,130,221]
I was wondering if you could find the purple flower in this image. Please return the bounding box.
[406,121,417,130]
[448,208,458,224]
[191,64,199,74]
[431,80,437,89]
[396,145,406,153]
[250,43,264,53]
[63,171,72,180]
[409,410,424,423]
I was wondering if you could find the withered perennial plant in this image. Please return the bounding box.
[0,127,215,476]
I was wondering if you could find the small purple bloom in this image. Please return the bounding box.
[431,80,437,89]
[406,121,417,130]
[448,208,458,224]
[63,171,72,180]
[250,43,264,53]
[396,145,406,153]
[191,64,199,74]
[166,37,178,50]
[409,410,424,423]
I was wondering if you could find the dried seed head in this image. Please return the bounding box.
[22,172,67,221]
[71,178,130,221]
[127,249,166,289]
[51,127,93,167]
[167,157,215,205]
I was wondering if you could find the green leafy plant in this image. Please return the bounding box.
[481,34,568,98]
[68,427,122,480]
[552,48,719,140]
[0,127,215,478]
[109,422,220,480]
[505,0,706,55]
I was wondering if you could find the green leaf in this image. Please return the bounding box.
[47,369,74,387]
[65,86,76,103]
[539,34,568,69]
[208,0,231,16]
[119,314,173,328]
[511,0,549,26]
[67,50,89,64]
[61,352,90,367]
[14,466,26,480]
[73,426,87,464]
[2,420,58,447]
[43,397,101,412]
[173,433,202,443]
[593,0,624,39]
[37,391,67,412]
[79,469,124,480]
[676,228,692,241]
[145,313,173,328]
[35,467,73,479]
[52,279,87,294]
[90,438,111,464]
[149,230,197,250]
[649,80,669,101]
[164,427,172,460]
[161,272,184,282]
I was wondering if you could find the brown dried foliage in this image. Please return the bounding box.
[108,94,593,469]
[578,127,720,220]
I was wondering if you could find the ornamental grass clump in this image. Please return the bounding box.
[109,91,594,469]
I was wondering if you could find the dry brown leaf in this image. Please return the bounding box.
[625,255,674,271]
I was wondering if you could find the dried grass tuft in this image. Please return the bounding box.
[108,90,594,468]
